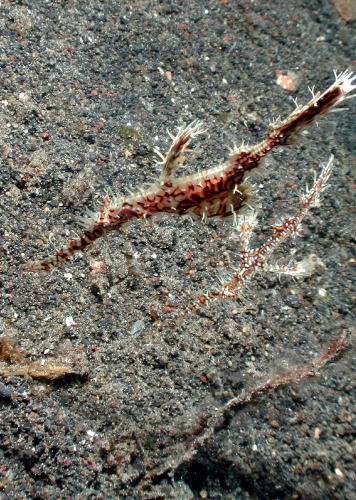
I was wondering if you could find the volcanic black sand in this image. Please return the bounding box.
[0,1,354,498]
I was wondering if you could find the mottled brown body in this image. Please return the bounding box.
[30,155,257,270]
[28,72,353,272]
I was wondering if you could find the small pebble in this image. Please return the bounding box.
[276,70,301,91]
[130,320,145,335]
[0,382,13,400]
